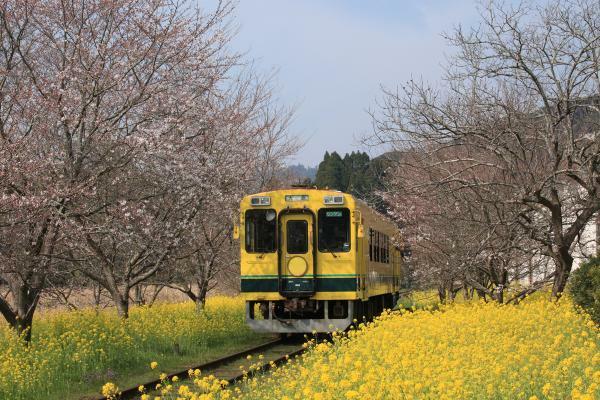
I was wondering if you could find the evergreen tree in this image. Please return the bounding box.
[344,151,372,197]
[314,150,390,213]
[315,151,345,190]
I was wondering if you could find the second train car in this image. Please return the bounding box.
[235,188,402,333]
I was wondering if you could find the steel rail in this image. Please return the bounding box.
[226,346,306,385]
[84,339,304,400]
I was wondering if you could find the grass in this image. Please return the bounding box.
[71,335,271,400]
[1,297,269,400]
[396,290,440,311]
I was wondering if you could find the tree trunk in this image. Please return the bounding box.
[195,297,206,313]
[528,265,534,286]
[93,284,102,312]
[551,248,573,298]
[195,279,209,314]
[15,312,34,343]
[115,297,129,319]
[494,286,504,304]
[0,280,41,343]
[475,288,487,302]
[15,280,42,343]
[596,212,600,256]
[462,284,471,300]
[134,285,145,306]
[437,285,447,303]
[449,287,459,302]
[108,285,130,319]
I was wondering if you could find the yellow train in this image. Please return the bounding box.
[234,188,403,333]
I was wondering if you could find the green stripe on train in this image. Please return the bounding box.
[240,277,357,292]
[240,274,359,279]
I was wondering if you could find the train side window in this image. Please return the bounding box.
[245,209,277,253]
[381,234,385,263]
[383,235,388,264]
[380,233,384,263]
[385,235,390,264]
[376,232,380,262]
[369,228,373,261]
[382,235,385,263]
[387,237,391,263]
[379,232,383,263]
[375,231,380,262]
[372,231,376,262]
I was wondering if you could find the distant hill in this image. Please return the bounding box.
[286,164,317,181]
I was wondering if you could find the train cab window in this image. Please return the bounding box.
[287,220,308,254]
[245,209,276,253]
[318,208,350,252]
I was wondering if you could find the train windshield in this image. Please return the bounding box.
[245,209,276,253]
[286,220,308,254]
[318,208,350,252]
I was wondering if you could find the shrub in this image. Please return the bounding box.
[570,256,600,324]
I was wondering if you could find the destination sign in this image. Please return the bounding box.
[285,195,309,202]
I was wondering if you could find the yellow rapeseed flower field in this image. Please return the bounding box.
[139,296,599,400]
[1,296,256,400]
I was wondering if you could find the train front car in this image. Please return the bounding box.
[236,188,401,333]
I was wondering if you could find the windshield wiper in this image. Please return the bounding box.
[324,248,338,258]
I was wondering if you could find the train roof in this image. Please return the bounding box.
[243,186,350,197]
[241,187,399,231]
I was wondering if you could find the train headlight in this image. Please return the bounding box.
[250,196,271,206]
[323,195,344,205]
[265,210,276,221]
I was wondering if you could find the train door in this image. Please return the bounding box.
[353,210,366,297]
[279,213,315,296]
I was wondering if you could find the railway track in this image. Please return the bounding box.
[86,338,305,400]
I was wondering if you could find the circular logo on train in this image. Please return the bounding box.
[287,256,308,277]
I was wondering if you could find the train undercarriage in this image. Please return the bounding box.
[246,294,397,333]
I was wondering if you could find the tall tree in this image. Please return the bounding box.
[315,151,345,190]
[368,0,600,298]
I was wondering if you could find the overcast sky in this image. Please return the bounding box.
[219,1,483,166]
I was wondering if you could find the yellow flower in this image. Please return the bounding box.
[219,294,596,400]
[22,293,590,400]
[150,361,158,370]
[101,382,119,399]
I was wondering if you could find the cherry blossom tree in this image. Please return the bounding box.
[0,0,298,332]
